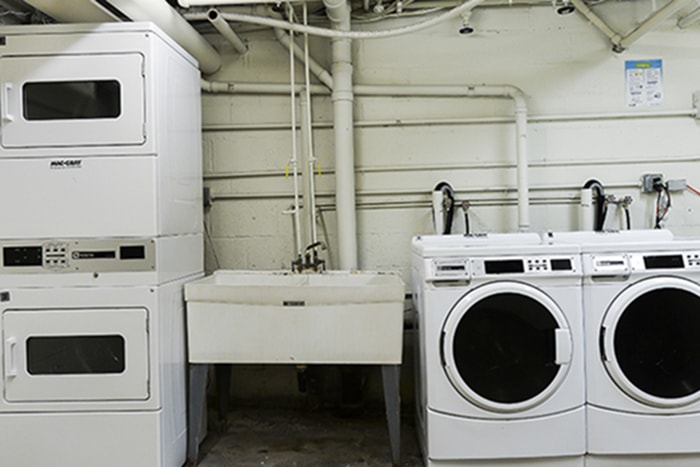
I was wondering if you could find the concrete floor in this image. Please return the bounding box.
[196,406,424,467]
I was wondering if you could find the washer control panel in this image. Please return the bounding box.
[1,238,155,273]
[427,255,579,281]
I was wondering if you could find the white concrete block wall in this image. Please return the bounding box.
[201,4,700,284]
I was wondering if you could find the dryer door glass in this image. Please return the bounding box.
[451,292,559,404]
[612,287,700,399]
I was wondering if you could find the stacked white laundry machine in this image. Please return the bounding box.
[0,23,203,466]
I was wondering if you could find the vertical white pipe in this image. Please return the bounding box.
[303,3,319,246]
[299,90,313,246]
[287,8,302,259]
[580,188,594,231]
[514,101,529,232]
[324,0,358,270]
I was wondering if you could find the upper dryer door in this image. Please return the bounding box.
[0,53,146,150]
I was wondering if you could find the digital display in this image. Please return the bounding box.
[551,258,573,271]
[644,255,684,269]
[3,246,42,267]
[73,250,116,260]
[484,259,524,274]
[120,245,145,260]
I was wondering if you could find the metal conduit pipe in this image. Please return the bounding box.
[273,28,334,89]
[324,0,359,269]
[207,8,248,55]
[356,84,530,231]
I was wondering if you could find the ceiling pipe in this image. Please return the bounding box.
[273,27,334,90]
[678,7,700,28]
[191,0,485,40]
[569,0,623,51]
[200,79,329,94]
[572,0,693,52]
[25,0,222,74]
[617,0,694,50]
[207,8,248,55]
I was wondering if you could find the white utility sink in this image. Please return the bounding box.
[185,270,405,364]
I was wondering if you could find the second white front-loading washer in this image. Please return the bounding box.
[549,229,700,466]
[412,234,585,467]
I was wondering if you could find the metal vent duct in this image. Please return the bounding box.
[23,0,222,74]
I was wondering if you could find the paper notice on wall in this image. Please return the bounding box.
[626,59,663,108]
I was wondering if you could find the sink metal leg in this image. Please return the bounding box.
[215,364,232,431]
[381,364,401,467]
[187,363,208,466]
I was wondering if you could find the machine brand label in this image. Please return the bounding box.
[50,160,82,169]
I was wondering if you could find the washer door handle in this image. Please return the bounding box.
[554,328,572,365]
[4,336,17,378]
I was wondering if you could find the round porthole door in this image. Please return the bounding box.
[601,276,700,408]
[441,281,573,413]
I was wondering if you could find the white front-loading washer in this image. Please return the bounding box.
[549,229,700,466]
[412,233,585,467]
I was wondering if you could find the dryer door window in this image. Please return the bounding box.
[442,281,572,413]
[601,277,700,407]
[0,54,145,149]
[2,308,149,403]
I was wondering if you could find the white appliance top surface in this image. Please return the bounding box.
[545,229,675,247]
[0,21,196,66]
[413,233,580,257]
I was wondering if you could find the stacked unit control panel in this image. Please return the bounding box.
[0,22,203,467]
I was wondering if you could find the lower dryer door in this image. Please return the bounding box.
[2,308,149,403]
[600,276,700,408]
[441,281,573,413]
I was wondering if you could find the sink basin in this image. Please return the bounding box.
[185,270,405,364]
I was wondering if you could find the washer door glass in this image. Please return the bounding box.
[602,277,700,407]
[442,281,572,413]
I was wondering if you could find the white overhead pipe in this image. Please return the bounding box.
[285,15,303,260]
[324,0,358,269]
[25,0,222,74]
[678,7,700,28]
[617,0,694,50]
[101,0,224,73]
[201,80,531,231]
[352,84,530,231]
[302,3,321,246]
[200,79,330,94]
[274,28,334,89]
[572,0,693,52]
[569,0,622,50]
[206,8,248,55]
[187,0,485,40]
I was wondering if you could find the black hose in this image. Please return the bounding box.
[434,182,455,234]
[584,179,607,231]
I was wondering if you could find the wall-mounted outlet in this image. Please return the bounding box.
[641,173,663,193]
